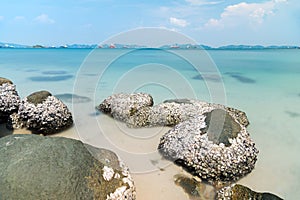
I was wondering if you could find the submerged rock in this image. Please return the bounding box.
[7,90,73,134]
[216,184,283,200]
[0,77,20,123]
[0,134,136,200]
[54,93,92,104]
[98,93,258,182]
[174,174,216,200]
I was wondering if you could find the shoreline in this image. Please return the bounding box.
[0,114,284,199]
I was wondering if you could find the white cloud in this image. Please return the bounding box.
[185,0,222,6]
[205,0,287,28]
[0,16,4,21]
[82,23,93,29]
[14,16,25,21]
[34,14,55,24]
[169,17,189,27]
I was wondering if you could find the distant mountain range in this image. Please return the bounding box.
[0,42,299,50]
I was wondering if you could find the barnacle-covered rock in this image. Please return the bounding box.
[98,93,258,182]
[0,77,20,123]
[158,109,258,182]
[97,94,249,128]
[7,90,73,135]
[0,134,136,200]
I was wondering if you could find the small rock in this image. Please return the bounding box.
[97,92,153,115]
[7,90,73,135]
[0,134,136,200]
[216,184,283,200]
[0,77,20,123]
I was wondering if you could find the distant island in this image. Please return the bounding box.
[0,42,299,50]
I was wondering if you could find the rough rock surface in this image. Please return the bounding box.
[97,93,153,121]
[98,93,258,182]
[0,78,20,123]
[0,134,136,200]
[7,90,73,135]
[97,94,249,128]
[158,110,258,182]
[216,184,283,200]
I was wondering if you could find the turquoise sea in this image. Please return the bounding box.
[1,48,300,199]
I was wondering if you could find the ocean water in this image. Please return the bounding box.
[1,48,300,199]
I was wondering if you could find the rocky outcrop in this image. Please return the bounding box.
[7,90,73,135]
[0,77,20,123]
[98,93,258,182]
[97,93,249,128]
[216,184,283,200]
[0,134,136,200]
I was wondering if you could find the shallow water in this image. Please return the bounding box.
[1,48,300,199]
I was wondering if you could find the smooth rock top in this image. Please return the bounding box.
[200,109,241,147]
[216,184,283,200]
[0,78,20,123]
[26,90,52,105]
[7,90,73,134]
[0,134,136,200]
[0,77,13,86]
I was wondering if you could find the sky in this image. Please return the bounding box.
[0,0,299,47]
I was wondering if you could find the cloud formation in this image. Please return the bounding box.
[185,0,222,6]
[34,14,55,24]
[169,17,189,27]
[14,16,25,21]
[205,0,287,28]
[0,16,4,21]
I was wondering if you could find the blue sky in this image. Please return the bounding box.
[0,0,299,46]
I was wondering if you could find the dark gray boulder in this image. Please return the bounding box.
[7,90,73,135]
[0,77,20,123]
[217,184,283,200]
[0,134,136,200]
